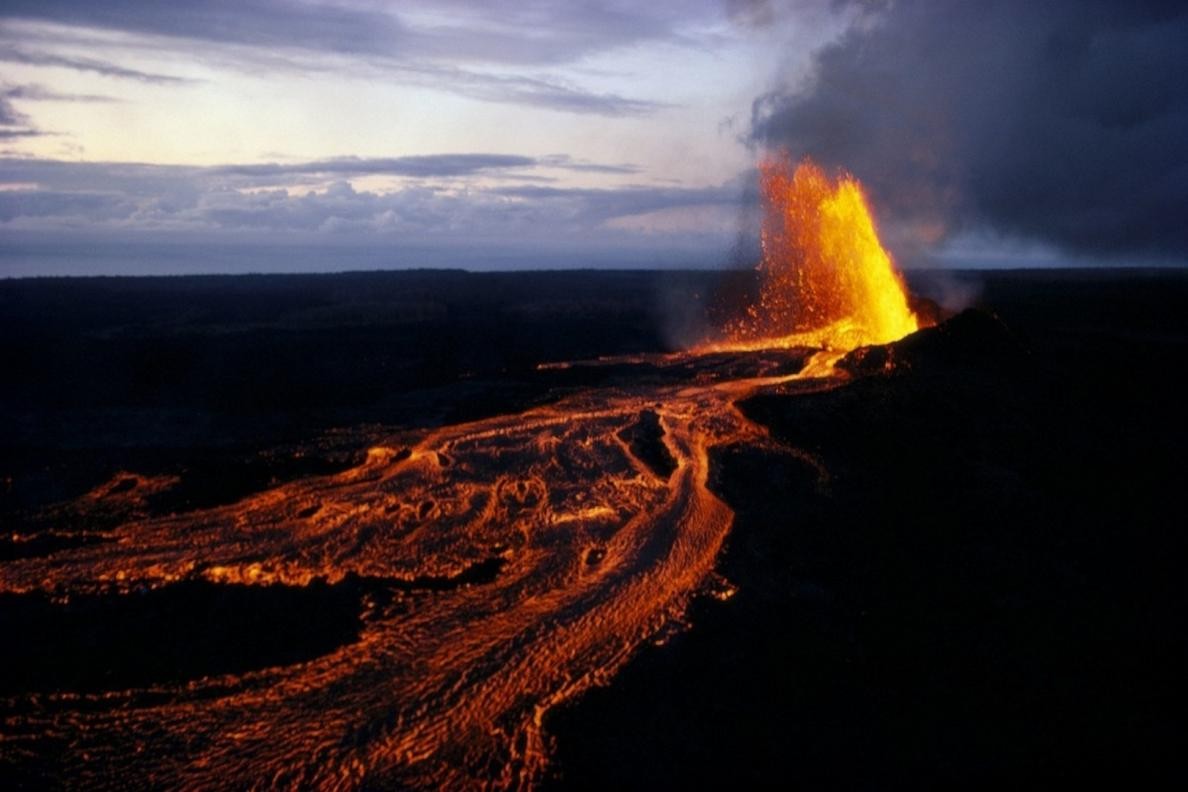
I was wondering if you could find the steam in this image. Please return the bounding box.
[656,273,713,351]
[908,269,983,316]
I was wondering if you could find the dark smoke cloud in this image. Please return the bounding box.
[752,0,1188,261]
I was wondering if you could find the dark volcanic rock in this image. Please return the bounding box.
[0,531,113,562]
[1,269,1184,788]
[547,289,1185,788]
[616,410,677,479]
[0,580,365,695]
[838,308,1026,377]
[907,292,945,327]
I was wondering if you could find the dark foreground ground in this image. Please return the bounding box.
[2,268,1186,787]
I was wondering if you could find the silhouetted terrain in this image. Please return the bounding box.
[0,270,706,521]
[548,270,1188,788]
[1,268,1185,787]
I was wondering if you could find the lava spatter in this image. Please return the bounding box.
[709,154,921,355]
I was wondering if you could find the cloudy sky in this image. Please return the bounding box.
[1,1,1184,275]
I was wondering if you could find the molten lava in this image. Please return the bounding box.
[718,154,919,353]
[0,359,815,790]
[0,156,927,790]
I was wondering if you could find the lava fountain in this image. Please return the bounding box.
[712,153,920,354]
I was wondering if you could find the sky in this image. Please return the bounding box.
[1,0,1185,276]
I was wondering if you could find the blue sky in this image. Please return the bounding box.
[2,1,1184,275]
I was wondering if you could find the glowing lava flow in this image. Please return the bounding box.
[0,155,921,789]
[0,360,822,790]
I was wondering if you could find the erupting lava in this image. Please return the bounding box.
[1,154,925,790]
[714,153,919,354]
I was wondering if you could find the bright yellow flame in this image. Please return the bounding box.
[715,154,919,353]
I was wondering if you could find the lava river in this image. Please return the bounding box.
[0,349,837,790]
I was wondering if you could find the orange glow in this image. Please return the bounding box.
[713,154,919,353]
[2,156,930,788]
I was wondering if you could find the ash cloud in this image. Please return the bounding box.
[752,0,1188,261]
